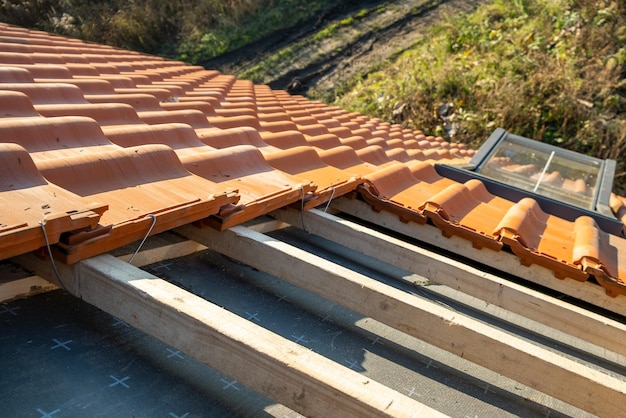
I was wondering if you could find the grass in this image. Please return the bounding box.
[178,0,337,63]
[333,0,626,192]
[238,4,367,83]
[0,0,337,63]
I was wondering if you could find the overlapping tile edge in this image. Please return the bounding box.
[1,22,625,297]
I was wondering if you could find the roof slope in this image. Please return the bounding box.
[1,22,626,298]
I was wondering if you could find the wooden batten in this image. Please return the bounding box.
[269,206,626,361]
[1,239,206,303]
[176,223,626,418]
[0,275,58,303]
[330,196,626,317]
[16,252,439,418]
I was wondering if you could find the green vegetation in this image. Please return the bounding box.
[0,0,335,63]
[332,0,626,190]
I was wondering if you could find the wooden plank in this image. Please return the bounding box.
[17,253,438,418]
[244,218,291,233]
[331,196,626,317]
[117,239,207,266]
[176,223,626,417]
[0,275,58,303]
[270,206,626,362]
[2,239,206,302]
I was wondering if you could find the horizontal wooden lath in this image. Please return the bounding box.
[176,223,626,417]
[17,252,437,418]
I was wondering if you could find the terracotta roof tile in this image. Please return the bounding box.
[0,90,40,117]
[2,22,626,298]
[102,123,317,230]
[494,198,594,281]
[35,145,238,262]
[263,146,363,209]
[421,180,506,251]
[0,143,106,260]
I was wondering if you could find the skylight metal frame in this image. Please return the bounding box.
[436,128,621,235]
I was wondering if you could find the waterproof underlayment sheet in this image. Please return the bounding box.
[0,238,591,418]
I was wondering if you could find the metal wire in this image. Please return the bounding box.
[323,187,336,213]
[128,214,157,265]
[300,185,308,233]
[39,221,67,292]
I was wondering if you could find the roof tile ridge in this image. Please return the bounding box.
[572,216,626,297]
[572,216,604,266]
[420,179,505,251]
[493,197,546,249]
[494,198,589,281]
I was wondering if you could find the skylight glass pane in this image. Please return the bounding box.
[478,135,602,210]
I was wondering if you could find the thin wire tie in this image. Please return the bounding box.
[323,187,336,213]
[300,185,308,233]
[128,214,157,265]
[39,221,67,292]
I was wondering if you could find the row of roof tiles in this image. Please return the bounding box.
[1,22,625,298]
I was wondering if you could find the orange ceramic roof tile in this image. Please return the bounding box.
[61,53,91,64]
[0,143,106,261]
[30,52,68,64]
[317,145,399,176]
[0,81,91,104]
[0,81,214,129]
[571,217,626,296]
[177,146,317,229]
[328,126,353,137]
[0,51,34,64]
[35,77,129,94]
[135,108,214,129]
[379,147,411,163]
[257,111,292,123]
[260,119,299,133]
[259,130,311,149]
[263,146,363,209]
[10,63,100,80]
[103,122,210,154]
[100,123,317,230]
[610,194,626,231]
[493,198,590,282]
[35,144,239,263]
[336,135,373,150]
[0,90,41,117]
[302,132,341,148]
[355,145,400,166]
[47,74,177,100]
[196,126,278,150]
[82,86,256,124]
[0,115,118,159]
[85,92,176,111]
[0,66,33,82]
[420,179,509,251]
[204,112,261,130]
[35,101,150,126]
[358,163,435,224]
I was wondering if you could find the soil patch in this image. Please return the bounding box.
[201,0,485,97]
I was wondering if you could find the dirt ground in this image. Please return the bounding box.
[201,0,485,98]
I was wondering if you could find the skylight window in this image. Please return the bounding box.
[476,133,603,210]
[435,128,620,234]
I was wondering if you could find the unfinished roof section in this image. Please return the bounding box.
[1,21,626,298]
